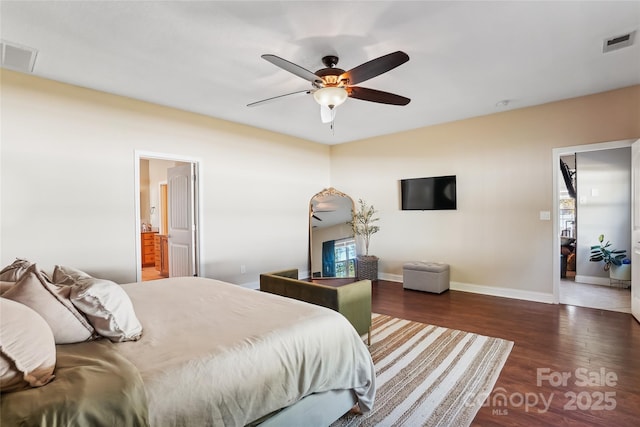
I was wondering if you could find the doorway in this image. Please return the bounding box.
[135,151,201,282]
[553,140,634,312]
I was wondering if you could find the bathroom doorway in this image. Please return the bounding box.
[135,151,201,282]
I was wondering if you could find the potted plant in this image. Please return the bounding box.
[348,199,380,280]
[589,234,627,272]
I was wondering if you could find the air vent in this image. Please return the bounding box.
[1,40,38,73]
[602,31,636,53]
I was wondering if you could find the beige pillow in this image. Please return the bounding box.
[0,281,14,295]
[53,266,143,342]
[52,265,92,285]
[0,258,32,282]
[2,265,95,344]
[0,298,56,393]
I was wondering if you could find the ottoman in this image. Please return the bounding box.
[403,262,450,294]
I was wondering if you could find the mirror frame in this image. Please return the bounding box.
[308,187,355,279]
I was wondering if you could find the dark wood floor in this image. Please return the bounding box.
[371,280,640,426]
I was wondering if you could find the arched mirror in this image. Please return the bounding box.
[309,188,356,278]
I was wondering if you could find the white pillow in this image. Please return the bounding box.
[0,298,56,392]
[2,265,95,345]
[53,266,143,342]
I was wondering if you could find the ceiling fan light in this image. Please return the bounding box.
[313,87,348,108]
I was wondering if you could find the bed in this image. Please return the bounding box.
[1,274,376,426]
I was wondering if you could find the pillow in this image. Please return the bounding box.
[0,298,56,393]
[2,265,95,344]
[52,264,92,285]
[53,266,142,342]
[0,281,14,295]
[0,258,32,282]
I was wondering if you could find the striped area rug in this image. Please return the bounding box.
[333,314,514,427]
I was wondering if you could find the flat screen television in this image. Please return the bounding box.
[401,175,457,210]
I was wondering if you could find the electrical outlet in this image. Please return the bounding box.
[240,265,246,274]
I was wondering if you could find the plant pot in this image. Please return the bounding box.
[357,255,378,281]
[609,263,631,281]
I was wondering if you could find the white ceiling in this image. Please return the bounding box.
[1,1,639,145]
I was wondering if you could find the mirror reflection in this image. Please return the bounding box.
[309,188,356,278]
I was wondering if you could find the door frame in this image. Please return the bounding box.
[552,139,634,304]
[134,150,203,282]
[632,139,640,322]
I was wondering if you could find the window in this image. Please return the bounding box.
[334,237,356,278]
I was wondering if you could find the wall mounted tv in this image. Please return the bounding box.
[400,175,457,210]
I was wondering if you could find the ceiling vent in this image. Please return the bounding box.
[1,40,38,73]
[602,31,636,53]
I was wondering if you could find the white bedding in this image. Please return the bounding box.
[116,277,375,426]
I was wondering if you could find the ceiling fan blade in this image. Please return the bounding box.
[312,214,322,221]
[247,89,310,107]
[262,54,322,83]
[341,51,409,85]
[348,86,410,106]
[320,105,335,123]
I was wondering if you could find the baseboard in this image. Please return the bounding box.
[241,267,310,291]
[379,272,403,283]
[574,275,611,286]
[239,280,259,290]
[377,273,554,304]
[248,272,555,304]
[450,281,555,304]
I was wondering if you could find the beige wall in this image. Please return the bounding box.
[0,70,330,285]
[330,86,640,300]
[2,68,638,298]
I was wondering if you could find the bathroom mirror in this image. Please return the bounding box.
[309,188,356,278]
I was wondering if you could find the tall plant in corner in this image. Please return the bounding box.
[348,199,380,257]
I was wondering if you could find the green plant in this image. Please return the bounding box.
[348,199,380,256]
[589,234,627,271]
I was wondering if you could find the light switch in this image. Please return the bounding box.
[539,211,551,221]
[591,188,599,197]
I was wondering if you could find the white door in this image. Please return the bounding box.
[167,164,197,277]
[632,139,640,322]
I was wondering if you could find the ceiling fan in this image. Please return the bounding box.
[311,203,337,221]
[248,51,411,124]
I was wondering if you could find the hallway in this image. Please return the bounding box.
[560,273,631,313]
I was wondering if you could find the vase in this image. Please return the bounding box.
[357,255,378,281]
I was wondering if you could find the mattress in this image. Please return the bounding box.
[116,276,376,426]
